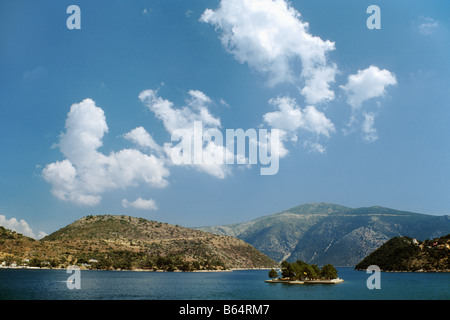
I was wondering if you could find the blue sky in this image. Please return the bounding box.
[0,0,449,238]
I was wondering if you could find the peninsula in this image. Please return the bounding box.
[355,234,450,272]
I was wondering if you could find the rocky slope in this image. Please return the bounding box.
[355,234,450,272]
[1,215,276,270]
[197,203,450,266]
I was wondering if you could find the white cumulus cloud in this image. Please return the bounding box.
[138,89,221,134]
[201,0,337,104]
[263,96,335,153]
[42,99,170,206]
[122,197,158,211]
[340,66,396,142]
[123,126,162,153]
[139,89,233,179]
[340,65,397,109]
[264,97,335,138]
[0,215,47,239]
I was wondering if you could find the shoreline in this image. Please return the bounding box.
[355,268,450,273]
[0,265,272,272]
[3,265,448,273]
[3,265,449,275]
[265,278,344,284]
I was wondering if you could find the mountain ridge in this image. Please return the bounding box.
[196,202,450,266]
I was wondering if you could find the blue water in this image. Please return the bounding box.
[0,268,448,300]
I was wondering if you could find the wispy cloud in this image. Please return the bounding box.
[361,112,378,142]
[418,17,439,35]
[22,66,47,82]
[142,8,151,16]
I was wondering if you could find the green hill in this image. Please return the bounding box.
[197,203,450,266]
[355,234,450,272]
[1,215,276,271]
[0,226,40,265]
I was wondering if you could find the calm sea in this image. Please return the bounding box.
[0,268,448,300]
